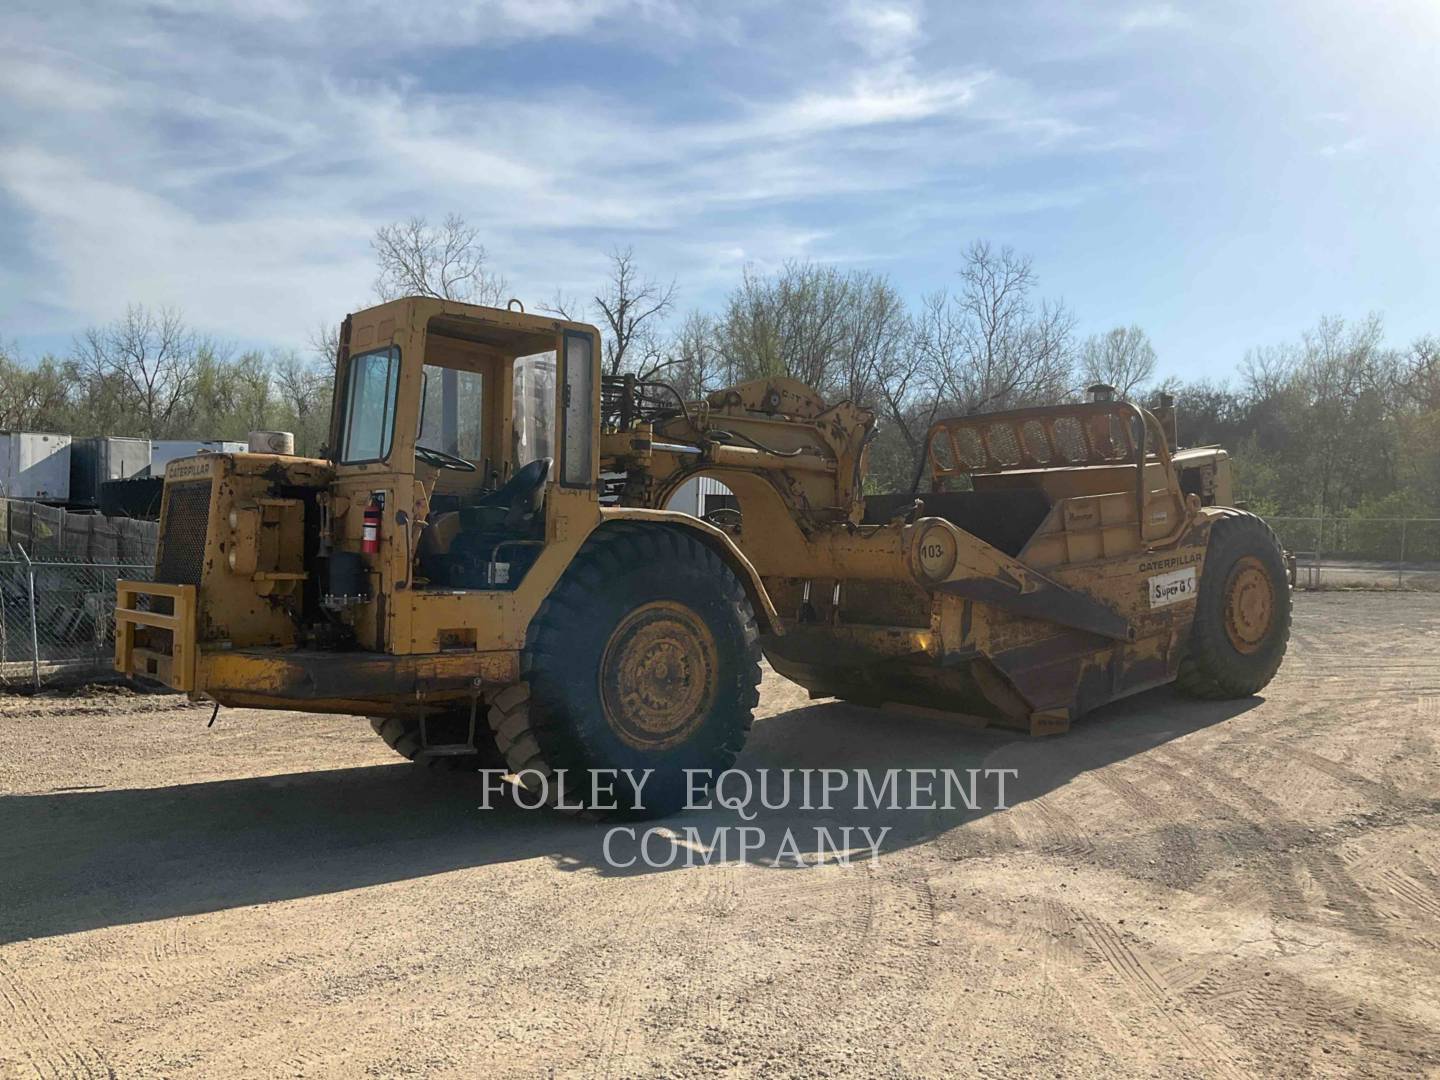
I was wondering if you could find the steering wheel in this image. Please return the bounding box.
[704,507,742,528]
[414,443,476,472]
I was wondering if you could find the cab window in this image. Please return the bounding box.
[560,332,594,487]
[513,351,555,468]
[418,365,485,462]
[340,346,400,463]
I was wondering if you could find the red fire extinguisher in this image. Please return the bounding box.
[361,492,384,554]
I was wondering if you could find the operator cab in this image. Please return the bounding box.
[334,307,565,591]
[411,316,556,590]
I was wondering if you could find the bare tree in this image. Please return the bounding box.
[543,248,678,379]
[861,243,1075,491]
[73,304,205,438]
[1080,325,1157,399]
[320,212,505,378]
[765,263,852,392]
[273,349,334,454]
[308,321,341,366]
[712,262,903,401]
[941,241,1075,413]
[599,248,679,377]
[836,274,907,406]
[371,213,508,304]
[864,292,949,479]
[1403,335,1440,411]
[0,347,72,432]
[274,350,329,416]
[667,311,721,400]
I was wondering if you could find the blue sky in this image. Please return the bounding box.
[2,0,1437,381]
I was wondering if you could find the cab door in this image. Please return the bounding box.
[327,305,425,652]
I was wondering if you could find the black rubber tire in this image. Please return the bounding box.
[1175,512,1291,700]
[369,708,507,772]
[488,525,761,819]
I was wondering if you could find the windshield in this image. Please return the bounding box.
[339,346,400,463]
[417,365,485,461]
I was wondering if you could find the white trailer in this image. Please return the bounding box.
[0,432,72,501]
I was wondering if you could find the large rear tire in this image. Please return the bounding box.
[489,526,761,819]
[1176,512,1291,700]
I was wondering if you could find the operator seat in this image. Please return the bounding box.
[469,456,551,530]
[442,457,552,588]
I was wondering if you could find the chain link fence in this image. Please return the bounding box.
[0,551,153,689]
[1265,516,1440,590]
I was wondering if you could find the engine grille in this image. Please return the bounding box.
[156,480,212,586]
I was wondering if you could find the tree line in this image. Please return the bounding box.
[3,213,1436,517]
[0,305,332,457]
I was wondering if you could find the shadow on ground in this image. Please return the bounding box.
[0,688,1257,943]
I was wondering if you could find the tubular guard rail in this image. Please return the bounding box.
[925,400,1172,477]
[926,401,1175,537]
[115,580,197,692]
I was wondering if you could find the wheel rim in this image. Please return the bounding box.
[1223,555,1275,655]
[599,600,719,752]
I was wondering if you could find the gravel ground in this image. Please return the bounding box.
[1,592,1438,1079]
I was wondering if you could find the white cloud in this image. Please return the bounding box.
[1319,137,1367,158]
[1120,4,1189,31]
[837,0,923,60]
[1,53,123,112]
[0,146,373,338]
[729,70,989,141]
[111,0,707,47]
[0,0,1110,345]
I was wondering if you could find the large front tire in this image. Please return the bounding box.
[1176,512,1291,699]
[489,526,762,818]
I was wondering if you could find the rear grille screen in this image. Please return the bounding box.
[156,481,212,585]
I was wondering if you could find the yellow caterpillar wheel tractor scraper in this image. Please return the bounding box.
[117,297,1291,817]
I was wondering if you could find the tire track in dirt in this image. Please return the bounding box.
[1065,905,1253,1080]
[1183,956,1440,1075]
[935,803,1026,862]
[1271,745,1403,807]
[150,919,188,965]
[1153,745,1393,939]
[658,860,895,1075]
[961,793,1092,864]
[967,895,1157,1067]
[659,861,747,1039]
[587,871,704,1080]
[1023,798,1096,862]
[0,956,113,1079]
[1131,751,1291,908]
[1091,767,1205,889]
[1376,868,1440,921]
[1209,735,1437,937]
[1152,746,1325,922]
[791,862,940,1063]
[693,864,742,1031]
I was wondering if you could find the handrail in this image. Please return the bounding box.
[927,401,1185,547]
[926,400,1160,477]
[115,580,198,692]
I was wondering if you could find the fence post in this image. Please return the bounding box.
[1399,519,1408,588]
[18,545,39,691]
